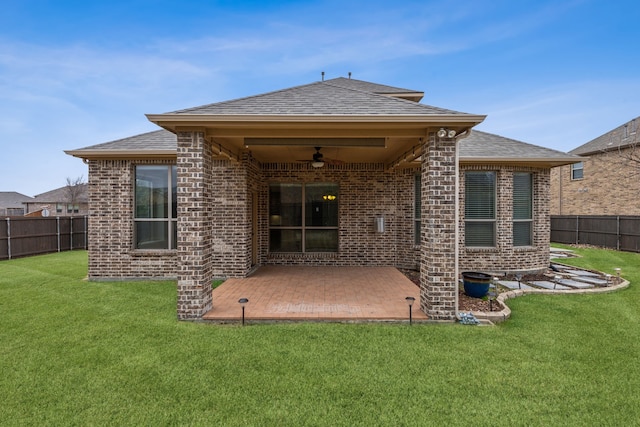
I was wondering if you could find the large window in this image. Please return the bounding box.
[134,165,177,250]
[269,183,338,252]
[465,171,496,247]
[513,172,533,247]
[571,162,583,180]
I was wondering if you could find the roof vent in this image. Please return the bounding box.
[321,71,325,81]
[348,72,352,79]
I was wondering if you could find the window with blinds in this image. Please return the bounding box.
[464,171,496,247]
[513,172,533,246]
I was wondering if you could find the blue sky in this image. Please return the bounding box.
[2,0,639,195]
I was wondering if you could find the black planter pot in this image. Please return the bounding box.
[462,271,492,298]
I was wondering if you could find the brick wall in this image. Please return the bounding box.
[551,148,640,215]
[176,131,214,319]
[419,134,457,320]
[87,159,177,280]
[259,163,410,267]
[458,165,550,274]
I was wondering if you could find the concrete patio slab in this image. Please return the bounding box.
[531,281,571,290]
[498,280,535,290]
[202,266,429,322]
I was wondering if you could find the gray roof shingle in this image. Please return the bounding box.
[164,79,465,116]
[32,184,88,203]
[459,130,580,161]
[74,130,176,152]
[0,192,34,208]
[570,116,640,156]
[69,128,578,164]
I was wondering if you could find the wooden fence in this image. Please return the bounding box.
[0,216,88,260]
[551,215,640,252]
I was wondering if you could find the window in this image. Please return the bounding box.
[414,174,421,245]
[571,162,583,180]
[465,171,496,247]
[513,172,533,246]
[269,183,338,252]
[134,165,177,250]
[56,203,63,214]
[66,204,79,214]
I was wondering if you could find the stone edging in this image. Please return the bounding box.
[470,278,630,324]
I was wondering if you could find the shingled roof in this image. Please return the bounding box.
[67,128,579,166]
[459,130,580,164]
[570,115,640,156]
[160,78,463,117]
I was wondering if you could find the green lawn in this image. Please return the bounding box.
[1,248,639,426]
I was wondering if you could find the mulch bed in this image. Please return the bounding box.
[401,269,554,313]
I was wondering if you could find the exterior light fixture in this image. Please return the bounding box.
[436,128,457,139]
[405,296,416,325]
[323,194,336,201]
[238,297,249,326]
[553,275,561,290]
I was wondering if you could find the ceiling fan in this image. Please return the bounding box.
[298,147,341,168]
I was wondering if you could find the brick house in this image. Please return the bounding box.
[551,115,640,215]
[66,78,577,321]
[23,184,89,217]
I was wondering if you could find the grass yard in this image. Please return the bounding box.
[1,248,639,425]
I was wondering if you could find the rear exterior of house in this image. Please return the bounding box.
[67,78,578,321]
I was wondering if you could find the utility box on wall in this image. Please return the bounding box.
[375,216,385,233]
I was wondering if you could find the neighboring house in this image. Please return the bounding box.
[551,116,640,215]
[0,192,34,216]
[66,77,577,321]
[24,184,89,217]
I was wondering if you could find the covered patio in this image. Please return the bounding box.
[203,266,430,323]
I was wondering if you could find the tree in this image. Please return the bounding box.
[65,176,85,216]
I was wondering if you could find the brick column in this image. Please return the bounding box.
[420,133,457,320]
[177,131,213,320]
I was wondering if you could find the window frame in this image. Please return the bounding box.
[268,182,339,253]
[513,172,533,247]
[571,162,584,180]
[464,171,497,248]
[133,165,177,250]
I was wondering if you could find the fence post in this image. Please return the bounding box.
[56,217,61,252]
[575,215,579,245]
[616,216,620,251]
[6,217,11,260]
[70,217,74,250]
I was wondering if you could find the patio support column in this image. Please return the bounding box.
[176,131,214,320]
[419,132,457,320]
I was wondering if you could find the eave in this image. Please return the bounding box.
[64,149,177,161]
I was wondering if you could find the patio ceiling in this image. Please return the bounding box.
[149,118,484,166]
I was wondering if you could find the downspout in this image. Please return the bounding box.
[454,128,472,321]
